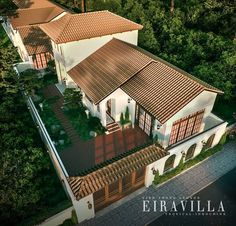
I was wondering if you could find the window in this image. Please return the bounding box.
[169,120,180,145]
[169,109,205,145]
[139,108,145,130]
[144,113,152,136]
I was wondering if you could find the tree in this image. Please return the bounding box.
[18,69,43,95]
[0,0,17,17]
[63,88,84,111]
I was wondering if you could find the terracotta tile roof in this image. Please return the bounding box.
[68,38,151,104]
[10,6,64,29]
[40,11,143,44]
[122,62,207,123]
[68,145,167,200]
[13,0,58,9]
[18,25,52,55]
[68,39,222,124]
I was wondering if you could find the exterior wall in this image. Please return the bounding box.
[99,88,136,123]
[152,90,218,148]
[82,87,136,127]
[53,30,139,84]
[2,20,18,46]
[73,194,95,223]
[65,73,136,127]
[145,121,227,187]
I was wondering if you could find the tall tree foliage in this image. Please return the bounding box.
[0,26,67,225]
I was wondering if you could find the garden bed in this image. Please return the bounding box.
[34,95,71,150]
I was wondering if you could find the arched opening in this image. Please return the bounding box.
[203,134,215,150]
[164,154,176,172]
[185,144,197,161]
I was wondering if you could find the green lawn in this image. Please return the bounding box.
[63,108,106,141]
[34,94,71,150]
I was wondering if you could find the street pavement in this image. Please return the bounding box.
[80,141,236,226]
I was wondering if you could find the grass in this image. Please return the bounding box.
[64,108,106,141]
[153,144,223,186]
[34,95,71,150]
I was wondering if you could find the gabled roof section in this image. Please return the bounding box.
[13,0,59,9]
[68,39,223,124]
[68,145,167,200]
[18,25,52,55]
[68,38,151,104]
[40,11,143,44]
[9,6,65,29]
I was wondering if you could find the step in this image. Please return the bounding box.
[107,123,119,129]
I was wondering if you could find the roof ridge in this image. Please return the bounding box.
[54,13,72,43]
[106,11,143,29]
[123,43,222,94]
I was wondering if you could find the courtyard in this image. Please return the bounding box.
[41,85,150,176]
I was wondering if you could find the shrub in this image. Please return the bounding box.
[219,133,227,145]
[153,169,160,185]
[153,144,223,186]
[120,112,124,124]
[71,210,78,224]
[125,106,130,121]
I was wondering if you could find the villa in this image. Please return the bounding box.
[39,10,227,222]
[2,0,67,69]
[5,2,227,223]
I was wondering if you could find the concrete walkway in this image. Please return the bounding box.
[80,141,236,226]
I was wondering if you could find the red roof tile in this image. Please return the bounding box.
[68,39,222,124]
[68,145,167,199]
[18,25,52,55]
[68,38,151,104]
[40,11,143,44]
[13,0,59,9]
[10,6,64,29]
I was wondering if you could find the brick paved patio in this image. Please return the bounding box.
[43,85,150,175]
[79,141,236,226]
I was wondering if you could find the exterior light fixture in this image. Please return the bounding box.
[39,103,43,111]
[87,201,92,210]
[202,140,206,146]
[151,167,157,175]
[85,109,90,119]
[157,124,161,130]
[181,151,186,157]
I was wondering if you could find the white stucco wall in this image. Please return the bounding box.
[153,90,218,148]
[53,30,139,84]
[2,21,17,46]
[99,88,136,123]
[145,121,227,187]
[73,194,95,223]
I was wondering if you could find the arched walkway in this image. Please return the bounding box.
[203,134,215,150]
[164,154,176,172]
[185,144,197,161]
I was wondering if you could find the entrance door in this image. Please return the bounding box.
[107,99,111,115]
[138,106,152,136]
